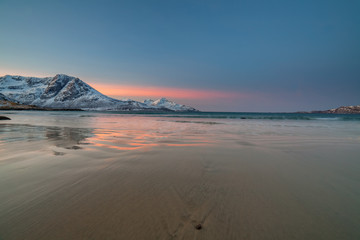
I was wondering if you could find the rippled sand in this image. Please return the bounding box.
[0,111,360,240]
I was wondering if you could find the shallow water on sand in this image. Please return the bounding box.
[1,111,360,240]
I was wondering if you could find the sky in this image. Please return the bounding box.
[0,0,359,112]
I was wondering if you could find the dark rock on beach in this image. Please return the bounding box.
[0,116,11,120]
[195,223,202,230]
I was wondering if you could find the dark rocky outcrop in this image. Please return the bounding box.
[0,116,11,120]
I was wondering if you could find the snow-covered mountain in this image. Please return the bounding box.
[0,74,198,111]
[143,98,198,112]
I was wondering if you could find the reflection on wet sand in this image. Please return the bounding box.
[0,121,215,154]
[45,127,93,150]
[0,124,93,152]
[87,128,214,151]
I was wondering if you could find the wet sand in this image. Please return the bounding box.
[0,111,360,239]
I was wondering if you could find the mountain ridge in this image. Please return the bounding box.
[0,74,198,112]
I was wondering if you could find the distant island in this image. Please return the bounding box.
[0,74,198,112]
[300,105,360,114]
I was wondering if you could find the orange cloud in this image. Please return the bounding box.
[89,83,246,100]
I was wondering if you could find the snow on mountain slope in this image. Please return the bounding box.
[143,98,198,111]
[0,92,39,109]
[0,93,10,107]
[0,93,9,101]
[0,74,198,111]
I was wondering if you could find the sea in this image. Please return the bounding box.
[0,110,359,240]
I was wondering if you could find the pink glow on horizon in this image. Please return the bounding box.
[89,83,249,100]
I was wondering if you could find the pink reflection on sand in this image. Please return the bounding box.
[86,126,213,152]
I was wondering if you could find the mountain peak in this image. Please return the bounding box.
[154,98,170,104]
[144,98,198,112]
[54,73,75,78]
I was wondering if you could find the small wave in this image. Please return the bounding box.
[340,116,360,121]
[313,117,340,121]
[174,120,222,125]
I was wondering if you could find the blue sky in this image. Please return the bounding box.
[0,0,359,111]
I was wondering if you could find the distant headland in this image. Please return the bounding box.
[299,105,360,114]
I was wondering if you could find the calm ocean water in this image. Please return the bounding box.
[97,111,360,121]
[2,110,360,121]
